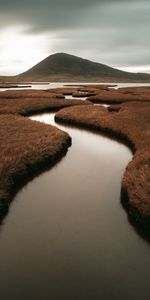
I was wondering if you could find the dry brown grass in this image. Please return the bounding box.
[0,86,150,232]
[0,84,115,101]
[0,97,91,115]
[55,102,150,232]
[88,86,150,104]
[119,86,150,94]
[0,114,71,211]
[0,88,81,99]
[0,89,55,99]
[48,88,79,95]
[0,89,91,214]
[78,84,116,92]
[50,85,150,105]
[50,85,113,97]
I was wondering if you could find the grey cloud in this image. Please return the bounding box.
[0,0,150,72]
[1,0,149,31]
[50,22,150,68]
[0,0,101,30]
[0,0,133,11]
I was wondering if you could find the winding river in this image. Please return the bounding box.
[0,112,150,300]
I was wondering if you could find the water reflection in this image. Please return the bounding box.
[1,82,150,92]
[65,95,87,101]
[0,112,150,300]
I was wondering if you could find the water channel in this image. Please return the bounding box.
[0,110,150,300]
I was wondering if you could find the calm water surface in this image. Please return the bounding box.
[1,82,150,91]
[0,112,150,300]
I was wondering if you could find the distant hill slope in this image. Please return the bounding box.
[1,53,150,82]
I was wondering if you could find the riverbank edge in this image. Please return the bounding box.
[0,117,72,219]
[0,95,91,221]
[55,110,150,233]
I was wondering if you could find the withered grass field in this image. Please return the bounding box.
[0,85,150,232]
[0,114,71,211]
[55,101,150,231]
[0,89,90,211]
[88,86,150,104]
[0,97,90,115]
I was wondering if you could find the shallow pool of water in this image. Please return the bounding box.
[65,95,87,101]
[0,113,149,300]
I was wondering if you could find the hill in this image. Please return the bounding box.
[1,53,150,82]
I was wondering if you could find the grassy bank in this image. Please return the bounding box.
[48,84,150,104]
[0,88,78,99]
[0,97,91,115]
[0,114,71,212]
[88,86,150,104]
[4,84,150,106]
[0,86,149,232]
[0,89,91,215]
[55,103,150,232]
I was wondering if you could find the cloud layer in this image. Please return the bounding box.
[0,0,150,75]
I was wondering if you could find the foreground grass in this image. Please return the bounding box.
[0,114,71,212]
[55,103,150,232]
[0,89,91,214]
[0,86,149,233]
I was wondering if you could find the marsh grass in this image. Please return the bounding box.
[88,86,150,104]
[0,97,91,115]
[0,86,150,231]
[55,102,150,231]
[0,88,92,218]
[0,114,71,212]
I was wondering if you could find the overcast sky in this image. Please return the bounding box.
[0,0,150,75]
